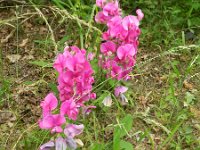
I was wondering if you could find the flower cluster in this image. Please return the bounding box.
[40,124,84,150]
[54,46,96,120]
[96,0,144,80]
[39,46,96,149]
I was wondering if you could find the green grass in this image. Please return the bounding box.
[0,0,200,149]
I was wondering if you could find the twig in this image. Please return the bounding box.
[31,3,58,52]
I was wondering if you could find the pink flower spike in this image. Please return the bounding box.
[136,9,144,21]
[40,93,58,116]
[64,124,84,138]
[114,86,128,97]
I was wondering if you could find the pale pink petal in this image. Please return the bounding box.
[114,86,128,97]
[100,41,116,54]
[117,44,135,60]
[55,137,67,150]
[116,45,126,60]
[95,11,110,23]
[40,141,54,150]
[71,46,80,53]
[51,126,63,133]
[136,9,144,21]
[64,124,84,138]
[96,0,106,7]
[87,52,95,61]
[82,105,96,115]
[122,15,139,30]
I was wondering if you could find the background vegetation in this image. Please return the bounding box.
[0,0,199,149]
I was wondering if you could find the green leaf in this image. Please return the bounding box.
[108,79,117,88]
[118,114,133,138]
[29,60,52,68]
[48,83,58,96]
[113,114,133,150]
[89,143,104,150]
[120,140,133,150]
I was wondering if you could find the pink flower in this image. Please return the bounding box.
[87,52,95,61]
[60,99,79,120]
[96,0,106,8]
[64,124,84,138]
[103,1,120,17]
[100,41,116,55]
[95,11,111,23]
[114,86,128,97]
[117,44,136,60]
[54,46,95,106]
[136,9,144,21]
[111,63,123,80]
[122,15,139,31]
[39,114,66,133]
[40,93,58,116]
[95,1,143,81]
[53,54,66,73]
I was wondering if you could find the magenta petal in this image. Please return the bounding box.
[117,46,125,60]
[114,86,128,97]
[65,57,75,72]
[75,52,85,64]
[53,54,66,73]
[39,116,54,129]
[122,15,139,30]
[41,93,58,112]
[53,114,66,126]
[64,124,84,138]
[101,41,116,54]
[60,99,79,120]
[117,44,135,60]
